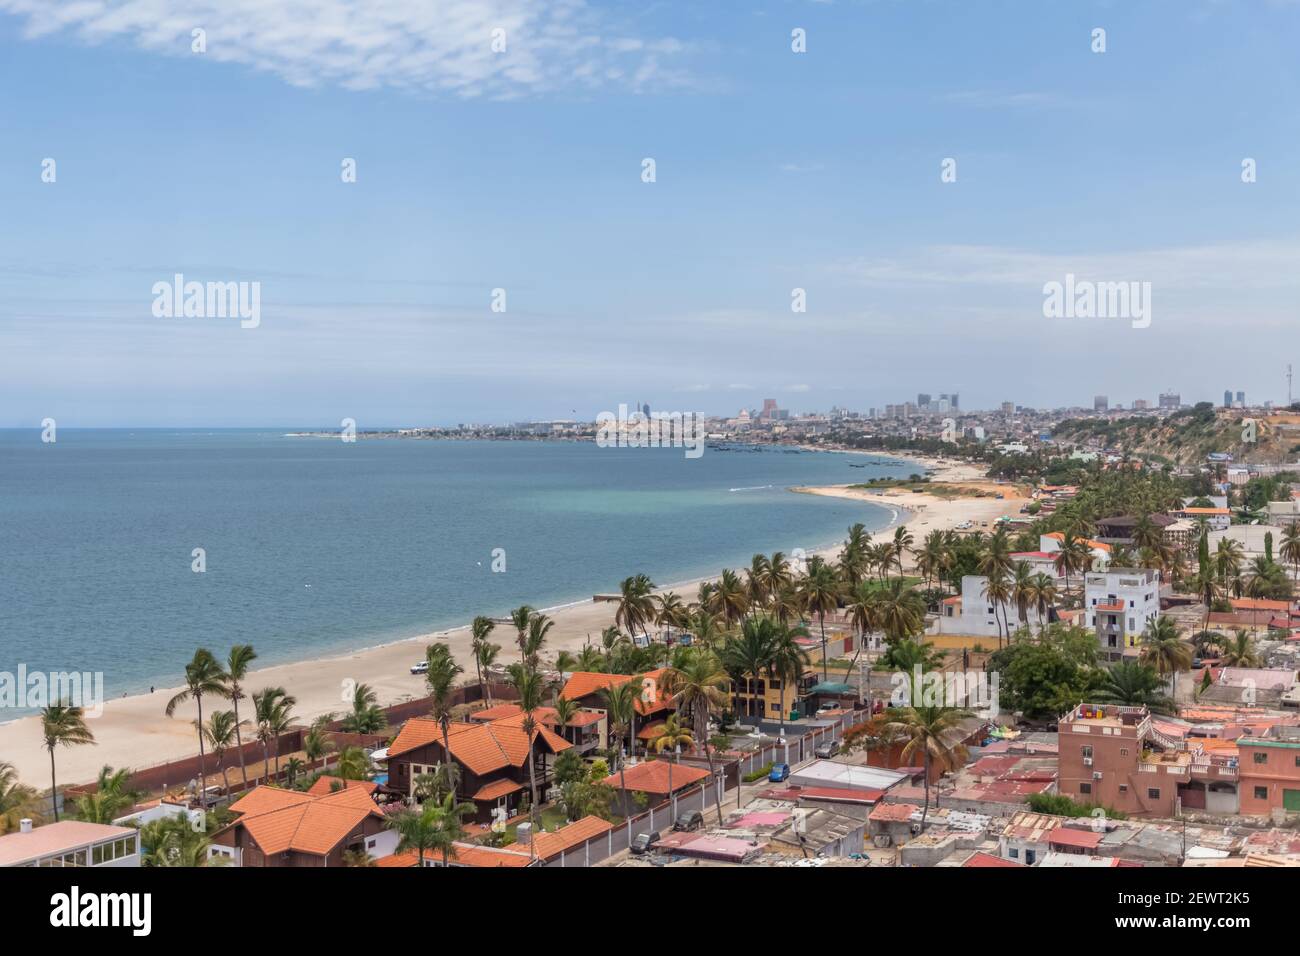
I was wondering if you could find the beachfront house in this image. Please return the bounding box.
[386,711,572,822]
[208,783,395,866]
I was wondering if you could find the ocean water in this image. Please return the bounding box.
[0,430,908,712]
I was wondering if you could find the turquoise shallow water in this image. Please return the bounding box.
[0,431,908,713]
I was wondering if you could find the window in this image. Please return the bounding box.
[1081,745,1093,759]
[1119,784,1128,793]
[1080,783,1092,794]
[1147,788,1160,800]
[1255,787,1268,800]
[1129,618,1135,631]
[1129,600,1134,608]
[1254,752,1268,765]
[1120,748,1129,757]
[1008,848,1019,858]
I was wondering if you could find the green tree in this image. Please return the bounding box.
[164,648,230,801]
[224,644,258,790]
[41,700,96,821]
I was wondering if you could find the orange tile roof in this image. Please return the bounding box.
[560,669,675,715]
[376,843,533,868]
[388,715,571,774]
[306,776,379,797]
[224,785,384,858]
[601,759,710,795]
[1044,532,1112,553]
[228,786,314,817]
[503,815,613,861]
[1181,507,1230,515]
[1230,598,1292,613]
[472,779,524,801]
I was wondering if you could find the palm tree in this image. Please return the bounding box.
[615,574,656,639]
[71,765,141,824]
[197,710,240,795]
[654,591,691,636]
[1220,630,1261,668]
[425,643,464,801]
[769,584,805,628]
[165,648,229,801]
[41,700,95,821]
[343,848,377,867]
[1024,572,1058,631]
[387,805,440,867]
[662,650,729,824]
[0,760,43,833]
[598,681,639,816]
[510,604,536,664]
[764,552,796,602]
[470,616,496,699]
[1094,661,1174,715]
[768,623,811,734]
[875,577,926,644]
[140,814,226,867]
[476,640,501,703]
[798,560,841,682]
[522,613,555,670]
[283,757,305,788]
[1010,561,1035,632]
[838,526,870,589]
[1281,521,1300,582]
[648,713,694,754]
[914,530,950,591]
[1139,616,1193,696]
[575,645,605,672]
[334,745,371,781]
[425,791,476,865]
[879,704,971,830]
[892,525,915,578]
[510,664,547,841]
[224,644,257,790]
[1214,538,1245,590]
[711,569,750,628]
[745,555,772,613]
[551,695,580,744]
[721,618,776,720]
[340,682,387,734]
[252,686,296,779]
[302,713,335,772]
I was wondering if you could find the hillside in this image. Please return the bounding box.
[1050,405,1300,467]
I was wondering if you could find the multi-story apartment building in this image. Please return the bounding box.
[1084,568,1161,660]
[1059,704,1241,817]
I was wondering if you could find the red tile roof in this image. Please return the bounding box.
[377,843,532,868]
[222,785,384,858]
[472,779,524,802]
[601,760,710,795]
[388,714,571,774]
[964,851,1024,868]
[306,776,379,797]
[1049,828,1104,850]
[560,669,675,715]
[503,815,613,861]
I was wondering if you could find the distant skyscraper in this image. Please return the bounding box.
[1094,395,1109,411]
[1236,391,1246,406]
[917,393,931,408]
[1224,390,1233,408]
[761,398,778,419]
[1133,399,1149,410]
[1158,392,1181,409]
[1001,401,1014,416]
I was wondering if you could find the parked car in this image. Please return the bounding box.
[673,810,704,832]
[410,660,428,675]
[630,831,662,855]
[816,702,839,714]
[768,762,791,783]
[814,741,839,759]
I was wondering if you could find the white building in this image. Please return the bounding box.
[1084,568,1161,660]
[1171,506,1231,532]
[0,819,140,868]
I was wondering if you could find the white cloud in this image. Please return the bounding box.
[0,0,696,98]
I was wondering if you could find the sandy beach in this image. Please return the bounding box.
[0,450,1026,790]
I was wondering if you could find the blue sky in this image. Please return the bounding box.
[1,0,1299,426]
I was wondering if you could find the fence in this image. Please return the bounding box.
[543,710,857,867]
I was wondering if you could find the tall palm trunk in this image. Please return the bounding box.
[698,709,723,824]
[819,613,828,682]
[778,683,787,736]
[441,724,455,800]
[48,748,59,822]
[920,747,932,830]
[231,693,250,789]
[195,694,208,801]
